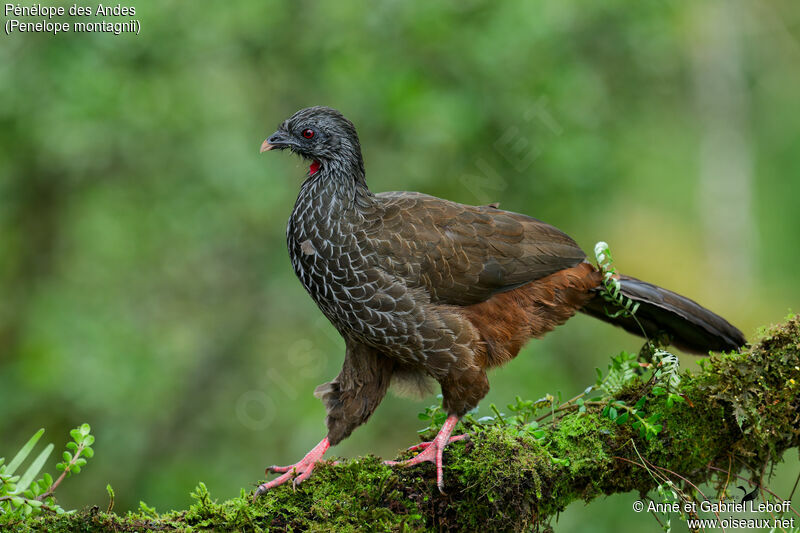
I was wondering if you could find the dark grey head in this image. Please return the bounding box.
[261,106,364,178]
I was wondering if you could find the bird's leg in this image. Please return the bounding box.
[253,437,330,500]
[254,343,393,501]
[385,414,463,493]
[405,434,466,452]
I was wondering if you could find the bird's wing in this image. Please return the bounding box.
[362,191,588,306]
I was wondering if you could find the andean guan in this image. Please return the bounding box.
[254,106,746,497]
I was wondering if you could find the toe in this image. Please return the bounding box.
[406,441,433,452]
[252,485,267,502]
[293,464,316,486]
[267,464,294,474]
[262,470,294,490]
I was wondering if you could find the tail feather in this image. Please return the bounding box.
[580,274,746,354]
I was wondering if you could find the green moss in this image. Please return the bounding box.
[14,317,800,532]
[244,457,425,532]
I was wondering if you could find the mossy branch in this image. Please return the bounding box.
[19,317,800,532]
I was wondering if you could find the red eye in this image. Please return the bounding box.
[302,129,314,139]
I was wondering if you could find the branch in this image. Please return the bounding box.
[35,441,87,503]
[23,317,800,532]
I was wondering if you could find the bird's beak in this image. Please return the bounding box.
[260,139,275,153]
[260,130,291,153]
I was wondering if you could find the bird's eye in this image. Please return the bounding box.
[302,129,314,139]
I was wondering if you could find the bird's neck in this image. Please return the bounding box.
[297,156,372,218]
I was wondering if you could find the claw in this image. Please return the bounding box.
[384,415,463,493]
[253,437,331,501]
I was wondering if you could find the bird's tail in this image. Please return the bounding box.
[580,274,746,354]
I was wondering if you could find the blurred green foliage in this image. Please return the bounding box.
[0,1,798,530]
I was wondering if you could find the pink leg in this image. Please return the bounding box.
[405,434,466,453]
[385,415,463,493]
[253,437,330,501]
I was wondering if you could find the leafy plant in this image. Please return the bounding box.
[0,424,95,521]
[415,339,687,446]
[594,241,640,319]
[651,350,685,408]
[416,394,450,435]
[596,350,639,395]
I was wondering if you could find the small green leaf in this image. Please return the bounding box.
[667,393,685,407]
[16,444,53,494]
[6,429,45,476]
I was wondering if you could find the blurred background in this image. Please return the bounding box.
[1,1,798,530]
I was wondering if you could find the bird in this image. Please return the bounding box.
[253,106,746,497]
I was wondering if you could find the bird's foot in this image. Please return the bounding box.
[253,437,330,501]
[384,415,462,493]
[405,434,466,453]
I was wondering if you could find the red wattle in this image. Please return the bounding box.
[309,160,320,175]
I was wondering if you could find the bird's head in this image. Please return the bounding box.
[261,106,364,178]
